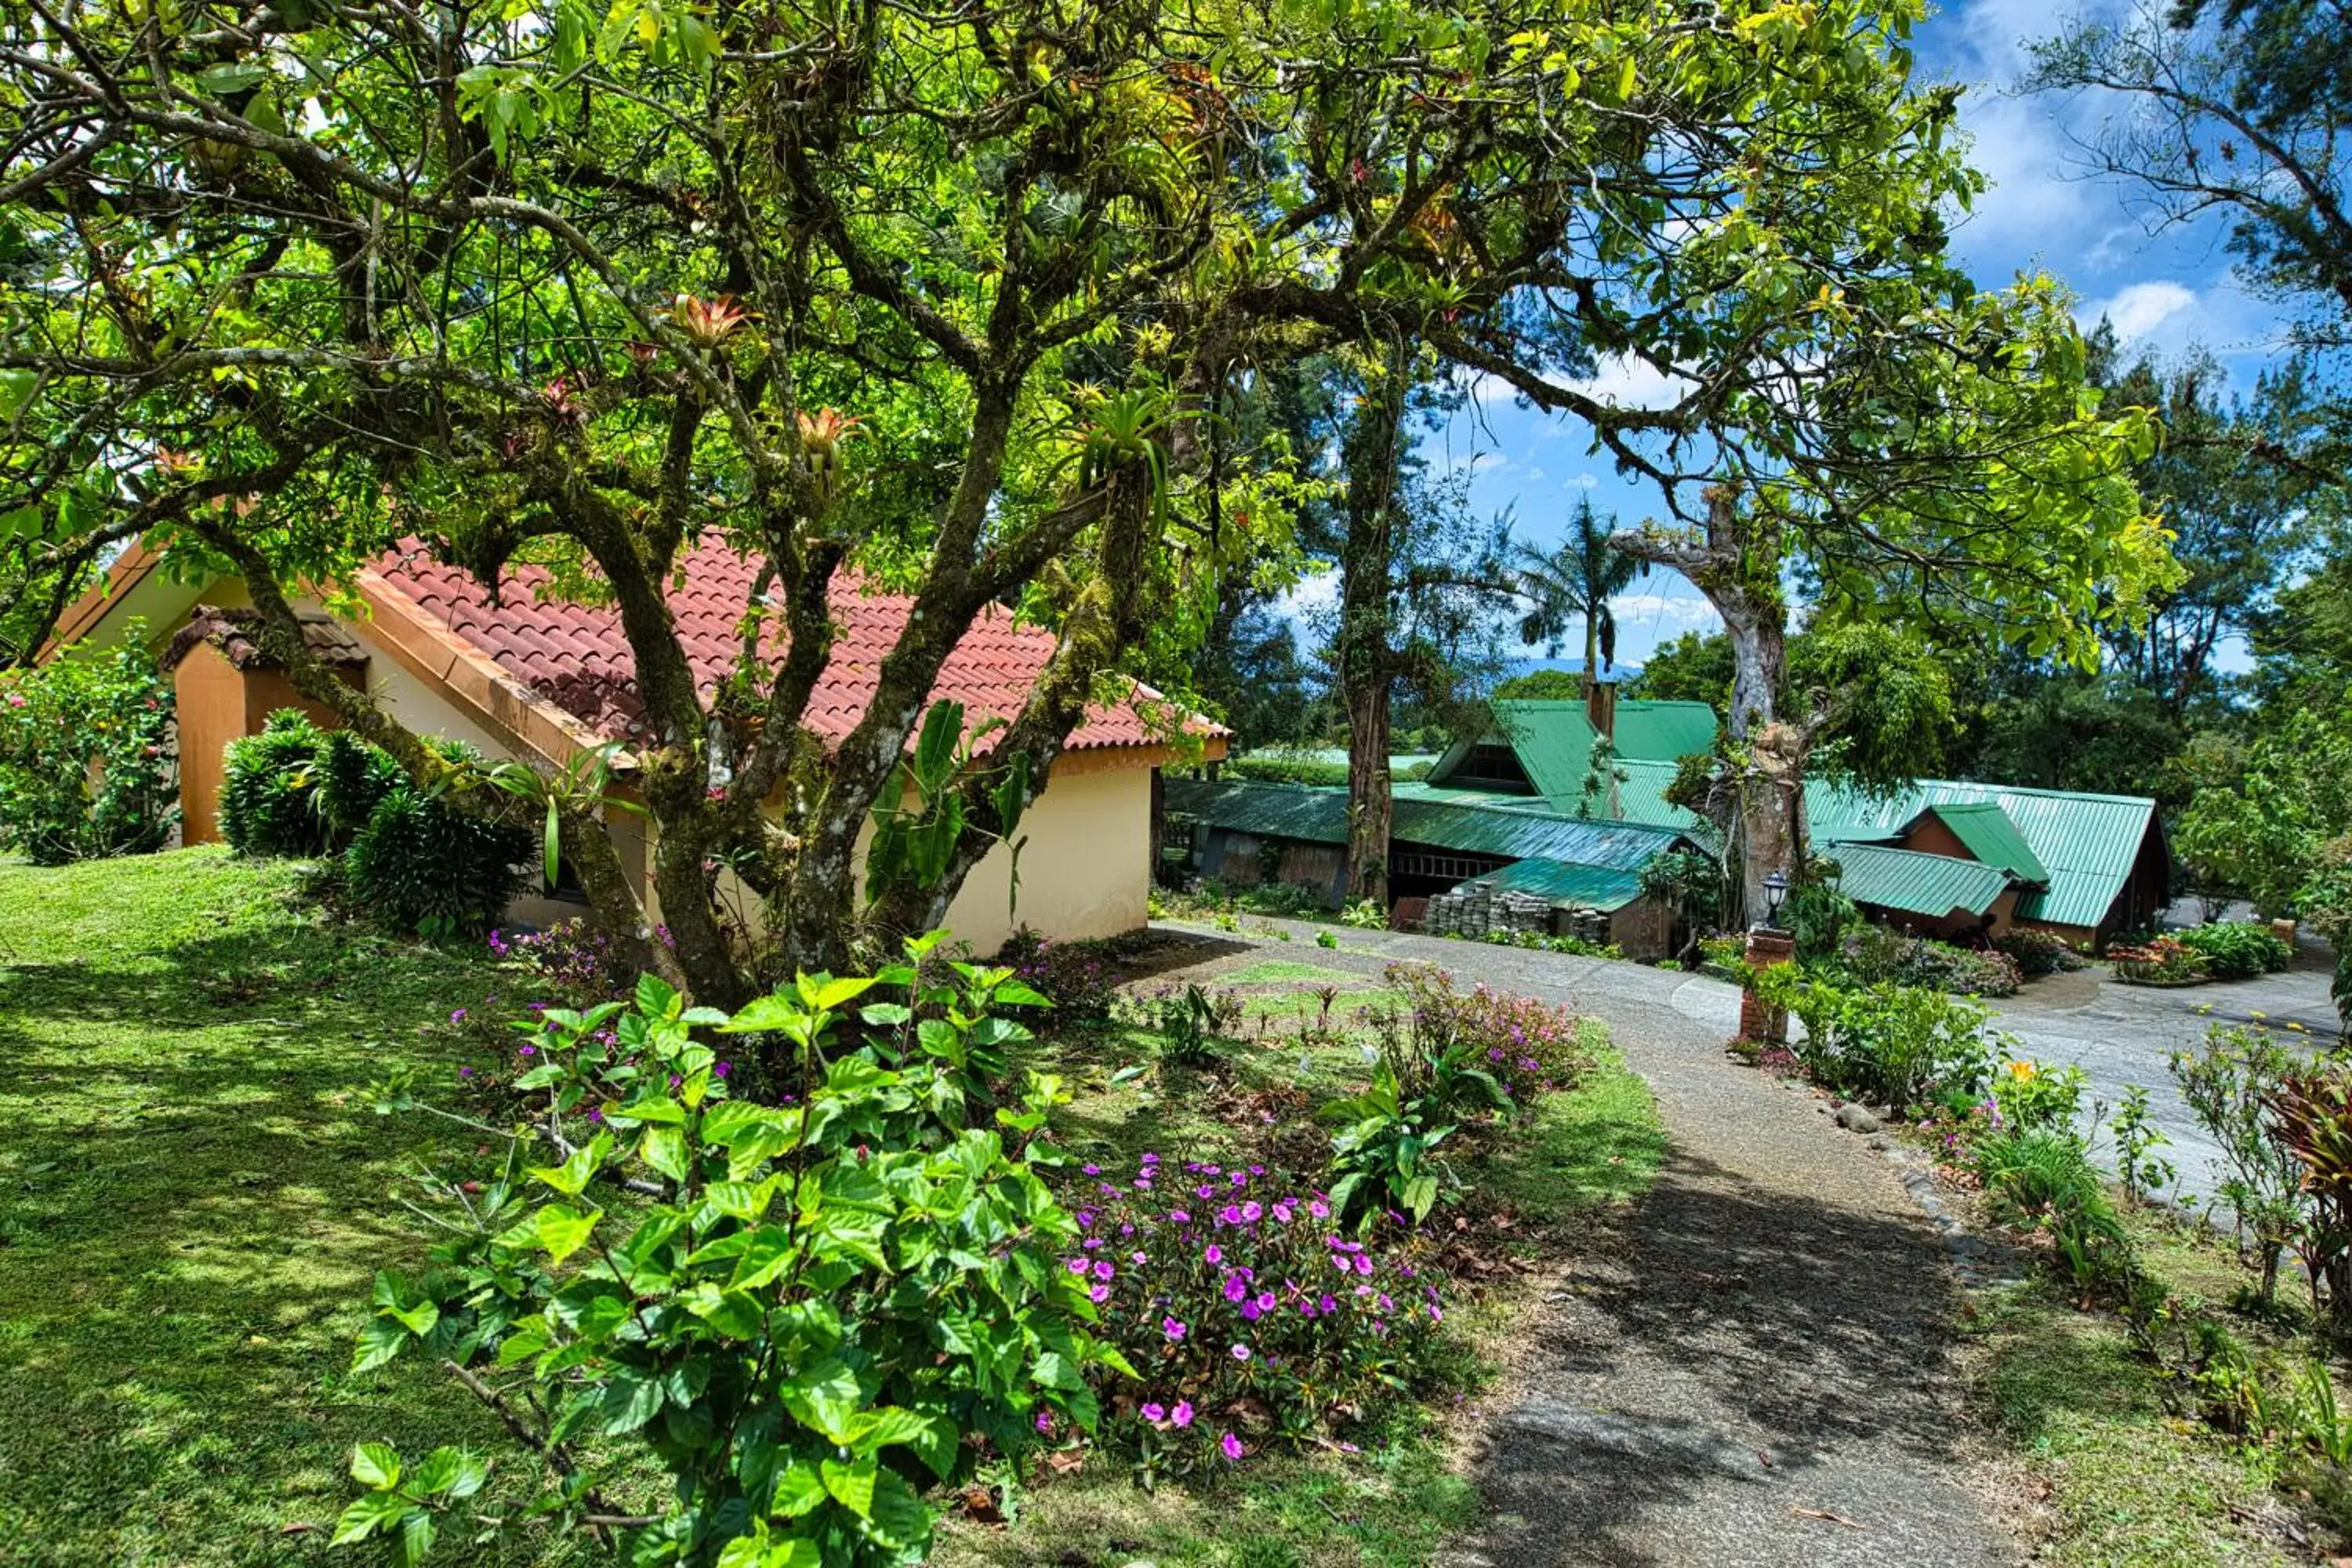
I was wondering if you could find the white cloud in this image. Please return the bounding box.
[2082,279,2198,342]
[1606,590,1721,632]
[1274,568,1339,623]
[1568,472,1602,490]
[1574,354,1694,411]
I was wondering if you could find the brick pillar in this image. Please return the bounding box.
[1738,928,1795,1043]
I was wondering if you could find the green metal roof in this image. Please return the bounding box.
[1907,802,2049,886]
[1461,858,1645,913]
[1164,779,1690,873]
[1824,843,2013,920]
[1430,699,1719,815]
[1806,780,2158,930]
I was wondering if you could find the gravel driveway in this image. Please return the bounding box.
[1987,958,2340,1203]
[1152,918,2010,1568]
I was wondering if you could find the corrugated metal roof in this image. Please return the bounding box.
[1163,779,1689,873]
[1911,802,2049,886]
[1826,843,2013,919]
[1435,699,1719,816]
[1808,780,2157,930]
[1464,858,1645,911]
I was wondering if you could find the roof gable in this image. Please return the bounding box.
[1826,843,2013,920]
[1907,801,2049,886]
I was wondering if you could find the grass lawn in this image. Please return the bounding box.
[0,848,560,1568]
[1966,1211,2317,1567]
[0,849,1666,1568]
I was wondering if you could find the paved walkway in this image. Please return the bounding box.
[1150,920,2009,1568]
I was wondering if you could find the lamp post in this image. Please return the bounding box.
[1760,869,1790,931]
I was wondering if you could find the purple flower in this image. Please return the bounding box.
[1241,1201,1263,1222]
[1141,1402,1167,1423]
[1083,1163,1102,1175]
[1229,1342,1251,1362]
[449,1007,468,1025]
[1255,1291,1276,1312]
[1241,1301,1263,1321]
[1094,1261,1116,1282]
[1272,1204,1294,1224]
[1066,1258,1091,1275]
[1169,1209,1190,1225]
[518,1044,536,1058]
[713,1061,732,1079]
[1223,1276,1249,1302]
[1221,1432,1245,1461]
[1089,1283,1111,1304]
[1309,1199,1330,1219]
[1319,1293,1338,1314]
[1036,1410,1053,1434]
[1076,1209,1097,1229]
[1141,1152,1160,1167]
[1162,1316,1188,1342]
[1354,1254,1374,1277]
[1219,1204,1243,1225]
[1171,1399,1194,1428]
[457,1065,474,1078]
[1203,1245,1223,1265]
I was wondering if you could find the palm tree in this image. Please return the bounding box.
[1513,496,1642,678]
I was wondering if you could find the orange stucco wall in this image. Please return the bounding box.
[172,637,363,845]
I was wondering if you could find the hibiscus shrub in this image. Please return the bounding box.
[0,626,176,863]
[1061,1155,1444,1480]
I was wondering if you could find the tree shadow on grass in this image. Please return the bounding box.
[1456,1147,1995,1568]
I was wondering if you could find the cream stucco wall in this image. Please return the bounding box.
[932,764,1152,954]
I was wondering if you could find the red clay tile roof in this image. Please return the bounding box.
[160,605,369,673]
[367,539,1214,753]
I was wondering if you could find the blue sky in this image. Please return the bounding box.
[1290,0,2296,667]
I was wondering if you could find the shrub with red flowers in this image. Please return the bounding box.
[1379,960,1588,1103]
[1058,1153,1444,1479]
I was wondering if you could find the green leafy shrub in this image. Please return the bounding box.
[2263,1067,2352,1322]
[1751,964,2000,1111]
[2172,1025,2307,1305]
[219,710,343,855]
[2111,1084,2177,1205]
[2175,921,2295,980]
[0,628,176,863]
[1786,880,1859,960]
[1974,1125,2134,1293]
[1315,928,1339,949]
[1066,1156,1443,1481]
[1340,897,1388,930]
[1993,927,2085,977]
[1378,961,1588,1105]
[996,929,1130,1029]
[343,785,531,938]
[1832,928,2020,996]
[223,718,528,936]
[347,966,1120,1566]
[1119,981,1244,1067]
[1990,1054,2087,1134]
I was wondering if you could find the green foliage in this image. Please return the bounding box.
[483,739,644,894]
[1120,982,1244,1069]
[2260,1066,2352,1321]
[1974,1126,2135,1293]
[2171,1025,2309,1305]
[1512,497,1642,671]
[1315,928,1340,949]
[1622,631,1734,711]
[1751,964,2002,1111]
[1994,926,2085,977]
[1991,1055,2089,1135]
[1784,880,1859,961]
[350,962,1118,1566]
[219,710,343,857]
[2111,1085,2178,1206]
[1487,669,1587,702]
[0,630,176,863]
[1222,752,1352,787]
[2174,713,2352,916]
[1377,961,1590,1106]
[222,715,529,936]
[1340,898,1388,931]
[2110,935,2205,985]
[343,786,532,941]
[2173,921,2295,981]
[1064,1158,1444,1485]
[1790,619,1958,790]
[866,700,1030,909]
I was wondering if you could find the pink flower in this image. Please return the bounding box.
[1203,1244,1223,1264]
[1230,1342,1251,1362]
[1171,1399,1194,1428]
[1089,1283,1110,1303]
[1221,1432,1245,1461]
[1065,1258,1089,1275]
[1241,1301,1262,1321]
[1241,1201,1262,1222]
[1162,1316,1188,1342]
[1309,1199,1330,1219]
[1141,1402,1167,1423]
[1223,1276,1249,1302]
[1354,1254,1374,1277]
[1093,1261,1116,1281]
[1035,1410,1053,1433]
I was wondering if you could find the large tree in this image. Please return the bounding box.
[2,0,2169,992]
